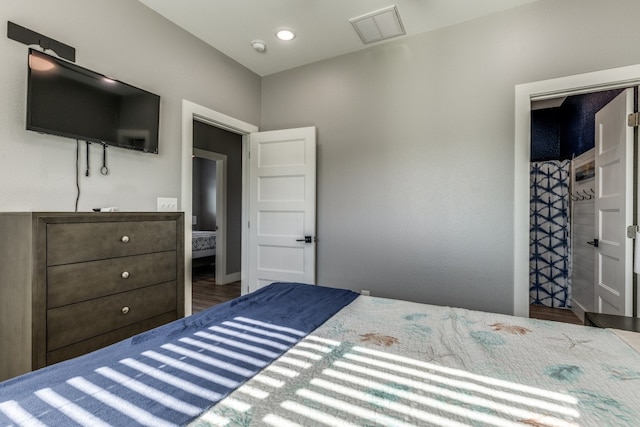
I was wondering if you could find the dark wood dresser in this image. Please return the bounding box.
[0,212,185,381]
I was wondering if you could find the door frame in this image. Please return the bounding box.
[514,64,640,318]
[181,100,258,315]
[192,148,228,284]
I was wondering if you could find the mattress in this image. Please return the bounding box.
[191,296,640,426]
[1,284,639,427]
[192,231,216,259]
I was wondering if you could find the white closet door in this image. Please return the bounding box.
[594,88,634,316]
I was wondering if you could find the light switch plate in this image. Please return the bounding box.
[157,197,178,212]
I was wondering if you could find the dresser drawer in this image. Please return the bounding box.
[46,312,177,366]
[47,220,177,265]
[47,251,177,308]
[47,281,177,351]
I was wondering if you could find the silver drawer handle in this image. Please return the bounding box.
[121,271,130,279]
[121,235,130,243]
[121,306,130,315]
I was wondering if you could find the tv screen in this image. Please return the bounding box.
[26,49,160,154]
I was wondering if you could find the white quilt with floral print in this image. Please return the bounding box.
[189,296,640,427]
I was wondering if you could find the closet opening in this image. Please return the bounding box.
[529,88,634,323]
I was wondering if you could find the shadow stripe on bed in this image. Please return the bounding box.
[0,282,358,427]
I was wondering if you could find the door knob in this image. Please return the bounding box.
[587,239,599,247]
[296,236,313,243]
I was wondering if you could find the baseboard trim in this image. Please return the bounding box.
[571,299,587,323]
[217,271,241,285]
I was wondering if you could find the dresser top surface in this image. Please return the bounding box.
[0,212,184,221]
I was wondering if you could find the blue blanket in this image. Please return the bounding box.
[0,282,358,426]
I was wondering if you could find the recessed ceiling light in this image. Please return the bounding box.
[275,28,296,41]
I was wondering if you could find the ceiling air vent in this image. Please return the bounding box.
[349,5,406,45]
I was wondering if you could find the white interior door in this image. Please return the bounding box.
[247,126,316,292]
[594,88,635,316]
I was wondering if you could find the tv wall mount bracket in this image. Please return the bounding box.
[7,21,75,62]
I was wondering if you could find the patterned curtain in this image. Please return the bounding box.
[530,160,571,308]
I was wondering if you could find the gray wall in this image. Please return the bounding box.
[191,158,202,228]
[261,0,640,314]
[6,0,640,315]
[199,159,217,232]
[192,157,217,231]
[193,121,243,274]
[0,0,260,212]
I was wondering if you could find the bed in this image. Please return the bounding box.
[192,231,216,259]
[1,283,639,426]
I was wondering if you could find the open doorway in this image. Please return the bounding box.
[180,101,316,315]
[191,149,225,312]
[180,100,259,316]
[191,151,220,273]
[529,89,626,323]
[190,123,242,312]
[515,65,640,319]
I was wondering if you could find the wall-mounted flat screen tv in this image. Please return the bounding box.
[26,49,160,154]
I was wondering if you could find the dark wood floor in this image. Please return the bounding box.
[191,265,241,313]
[529,304,583,325]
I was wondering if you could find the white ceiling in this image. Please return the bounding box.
[139,0,539,77]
